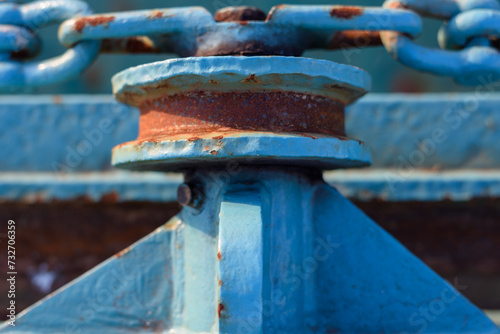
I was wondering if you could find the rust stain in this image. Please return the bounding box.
[136,91,345,141]
[209,79,218,84]
[101,37,160,54]
[115,246,131,258]
[74,15,115,33]
[192,39,303,57]
[217,251,222,260]
[52,95,62,104]
[266,4,286,21]
[10,49,31,59]
[300,134,318,140]
[386,1,408,9]
[218,303,225,318]
[243,74,260,83]
[143,82,170,92]
[214,7,266,22]
[101,191,120,203]
[329,30,381,49]
[203,146,210,151]
[149,10,163,19]
[210,150,218,155]
[330,6,363,19]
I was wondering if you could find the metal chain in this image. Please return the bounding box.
[0,0,100,91]
[381,0,500,85]
[1,0,499,90]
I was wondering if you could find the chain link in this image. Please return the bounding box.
[1,0,499,90]
[0,0,100,91]
[381,0,500,85]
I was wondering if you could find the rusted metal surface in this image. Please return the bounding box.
[329,30,382,49]
[111,57,371,171]
[100,37,160,54]
[73,15,115,34]
[214,6,266,22]
[191,37,305,57]
[136,91,345,141]
[330,6,364,19]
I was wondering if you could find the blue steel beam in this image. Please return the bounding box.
[2,94,500,172]
[3,170,500,203]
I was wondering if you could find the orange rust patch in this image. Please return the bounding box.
[330,31,381,49]
[52,95,62,104]
[101,191,120,203]
[300,134,318,140]
[150,10,163,19]
[385,1,408,9]
[217,251,222,260]
[243,74,259,83]
[74,15,115,33]
[218,303,225,318]
[101,37,160,54]
[210,150,218,155]
[214,7,266,22]
[330,6,363,19]
[136,91,345,141]
[115,246,131,258]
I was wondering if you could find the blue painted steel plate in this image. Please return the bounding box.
[112,56,371,105]
[112,132,372,171]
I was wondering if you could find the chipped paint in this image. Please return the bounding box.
[330,6,363,19]
[74,15,116,33]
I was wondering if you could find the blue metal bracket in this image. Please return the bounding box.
[2,168,498,333]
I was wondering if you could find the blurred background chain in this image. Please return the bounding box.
[0,0,499,92]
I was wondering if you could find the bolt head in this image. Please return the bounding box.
[177,183,203,208]
[177,183,193,207]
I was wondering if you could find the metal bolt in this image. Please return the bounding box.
[214,6,267,22]
[177,183,203,208]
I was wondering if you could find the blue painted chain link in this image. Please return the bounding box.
[0,0,499,90]
[381,0,500,85]
[0,0,100,91]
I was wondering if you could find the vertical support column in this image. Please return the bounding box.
[218,190,264,333]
